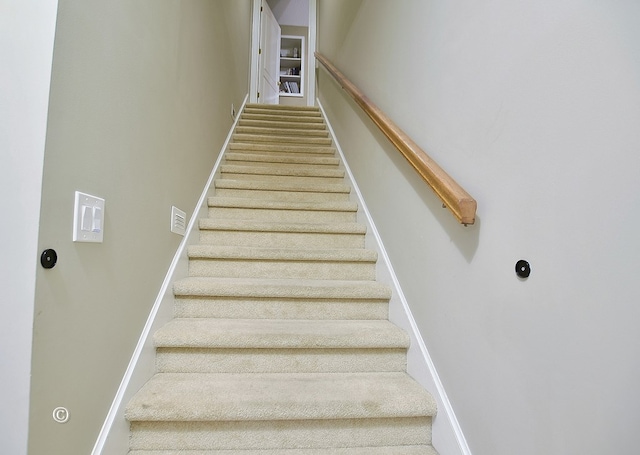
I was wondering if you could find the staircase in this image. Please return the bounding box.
[125,104,438,454]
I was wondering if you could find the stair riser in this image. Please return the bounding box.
[188,259,376,281]
[235,127,330,138]
[156,348,406,373]
[208,207,356,223]
[174,297,389,320]
[226,148,335,160]
[245,105,320,110]
[129,417,432,450]
[214,188,350,202]
[241,114,325,124]
[244,104,322,117]
[233,135,332,146]
[245,111,324,124]
[229,143,335,155]
[227,149,335,164]
[221,164,343,178]
[129,447,437,455]
[199,231,365,249]
[224,160,340,170]
[219,173,345,185]
[225,153,340,166]
[239,119,328,130]
[243,109,322,117]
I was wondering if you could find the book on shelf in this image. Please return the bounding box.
[279,80,301,95]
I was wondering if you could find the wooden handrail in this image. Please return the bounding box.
[315,52,477,225]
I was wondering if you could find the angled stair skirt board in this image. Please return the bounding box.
[92,98,470,455]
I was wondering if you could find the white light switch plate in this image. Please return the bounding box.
[73,191,105,242]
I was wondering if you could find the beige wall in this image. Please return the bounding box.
[317,1,640,454]
[28,1,251,453]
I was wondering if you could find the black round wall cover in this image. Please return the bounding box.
[515,260,530,278]
[41,249,58,269]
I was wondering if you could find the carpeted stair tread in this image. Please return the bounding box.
[187,245,377,262]
[235,126,330,138]
[220,164,344,178]
[212,188,349,203]
[214,179,350,194]
[172,277,392,320]
[225,152,339,166]
[245,103,321,113]
[243,109,322,119]
[172,277,392,300]
[239,118,328,130]
[208,197,356,212]
[199,219,365,235]
[228,142,336,155]
[241,108,323,116]
[153,319,409,349]
[241,113,325,123]
[233,134,332,146]
[125,372,436,422]
[197,220,365,249]
[225,150,337,162]
[187,246,376,280]
[242,112,322,118]
[128,446,438,454]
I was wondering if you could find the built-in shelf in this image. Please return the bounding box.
[279,35,304,97]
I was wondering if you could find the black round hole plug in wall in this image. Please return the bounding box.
[515,260,530,279]
[41,249,58,269]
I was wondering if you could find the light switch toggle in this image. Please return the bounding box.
[81,205,92,231]
[73,191,105,242]
[92,206,102,232]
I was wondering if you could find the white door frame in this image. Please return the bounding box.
[249,0,261,104]
[306,0,317,106]
[249,0,317,106]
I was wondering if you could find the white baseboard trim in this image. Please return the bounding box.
[91,94,248,455]
[318,99,472,455]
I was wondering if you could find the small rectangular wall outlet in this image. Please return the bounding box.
[73,191,105,243]
[171,206,186,236]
